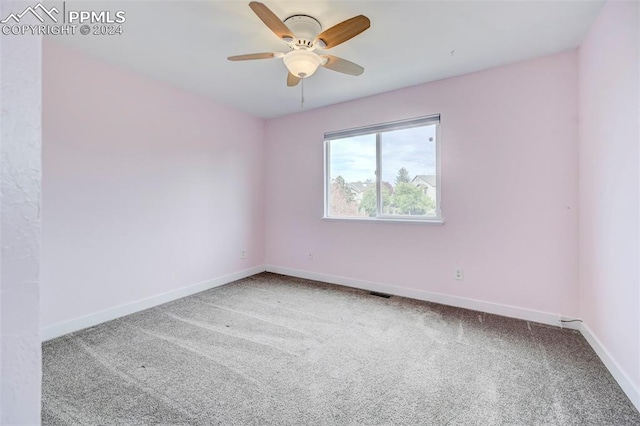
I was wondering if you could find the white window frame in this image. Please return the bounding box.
[324,114,443,224]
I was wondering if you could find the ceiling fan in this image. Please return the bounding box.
[228,2,370,87]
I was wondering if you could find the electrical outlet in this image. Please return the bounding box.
[240,249,246,259]
[454,268,464,281]
[308,252,314,261]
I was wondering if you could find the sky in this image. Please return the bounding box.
[328,125,437,184]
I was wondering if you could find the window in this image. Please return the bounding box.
[324,115,441,222]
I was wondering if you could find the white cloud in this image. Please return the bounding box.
[328,125,437,184]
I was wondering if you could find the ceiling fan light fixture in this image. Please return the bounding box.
[230,2,369,88]
[283,50,322,78]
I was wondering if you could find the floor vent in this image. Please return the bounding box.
[369,291,392,299]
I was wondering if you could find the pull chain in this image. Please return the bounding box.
[300,78,305,109]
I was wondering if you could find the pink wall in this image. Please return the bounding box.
[265,51,579,317]
[578,0,640,395]
[41,40,266,328]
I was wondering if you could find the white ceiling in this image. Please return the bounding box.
[51,0,604,119]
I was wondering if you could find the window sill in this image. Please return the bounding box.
[322,216,445,225]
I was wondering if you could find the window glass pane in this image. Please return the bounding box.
[327,134,376,217]
[325,116,440,221]
[380,125,437,217]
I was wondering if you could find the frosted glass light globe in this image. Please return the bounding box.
[283,50,322,78]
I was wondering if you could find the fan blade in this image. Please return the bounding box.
[287,72,301,87]
[315,15,370,49]
[321,55,364,76]
[249,2,294,41]
[228,53,276,61]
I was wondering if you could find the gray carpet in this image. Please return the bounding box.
[42,272,640,425]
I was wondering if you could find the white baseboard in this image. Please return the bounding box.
[265,265,567,328]
[41,265,266,341]
[579,323,640,411]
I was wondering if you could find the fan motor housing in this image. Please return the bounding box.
[283,15,322,48]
